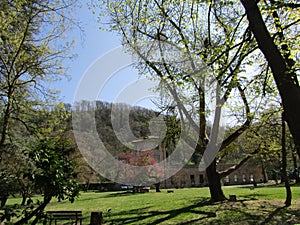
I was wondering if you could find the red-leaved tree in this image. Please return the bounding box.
[117,150,163,192]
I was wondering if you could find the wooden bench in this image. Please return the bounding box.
[46,210,83,225]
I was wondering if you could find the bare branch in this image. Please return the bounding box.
[220,83,253,150]
[219,148,259,178]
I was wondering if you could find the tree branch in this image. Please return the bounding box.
[219,148,259,178]
[273,1,300,9]
[220,83,253,150]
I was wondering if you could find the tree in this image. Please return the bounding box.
[0,0,77,159]
[95,0,264,201]
[281,111,292,206]
[240,0,300,159]
[95,0,300,201]
[18,136,79,225]
[222,104,296,206]
[117,150,163,192]
[0,1,81,222]
[0,104,80,225]
[0,170,19,208]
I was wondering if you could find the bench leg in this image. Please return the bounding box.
[77,218,82,225]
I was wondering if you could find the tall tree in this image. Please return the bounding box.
[281,111,292,206]
[0,0,77,158]
[0,0,81,223]
[240,0,300,158]
[95,0,266,201]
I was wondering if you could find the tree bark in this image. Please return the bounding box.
[281,112,292,206]
[241,0,300,159]
[21,194,26,206]
[0,196,8,208]
[0,93,13,160]
[206,159,226,202]
[155,182,161,192]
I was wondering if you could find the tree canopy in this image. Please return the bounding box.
[0,0,77,155]
[94,0,299,202]
[0,0,81,224]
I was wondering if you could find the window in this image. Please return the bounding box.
[250,174,254,182]
[199,174,204,183]
[154,155,160,162]
[190,175,195,186]
[225,176,230,183]
[242,174,246,183]
[234,175,238,183]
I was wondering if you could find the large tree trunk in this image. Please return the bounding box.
[206,159,226,202]
[241,0,300,159]
[0,196,8,208]
[282,113,292,206]
[155,182,161,192]
[21,193,27,206]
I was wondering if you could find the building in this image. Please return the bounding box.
[159,159,267,188]
[131,136,267,188]
[217,160,268,185]
[80,137,268,191]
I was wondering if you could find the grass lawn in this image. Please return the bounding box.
[6,184,300,224]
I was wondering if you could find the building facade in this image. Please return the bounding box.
[160,159,268,188]
[131,136,268,188]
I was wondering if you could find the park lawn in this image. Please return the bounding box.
[6,185,300,224]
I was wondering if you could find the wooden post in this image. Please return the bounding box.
[90,212,103,225]
[229,195,236,202]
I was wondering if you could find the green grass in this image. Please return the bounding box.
[6,184,300,224]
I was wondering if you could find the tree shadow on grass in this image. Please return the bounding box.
[260,206,300,225]
[260,206,286,225]
[236,193,268,202]
[106,198,216,225]
[227,193,267,208]
[66,191,138,202]
[103,196,300,225]
[101,191,144,198]
[204,207,263,225]
[214,200,300,225]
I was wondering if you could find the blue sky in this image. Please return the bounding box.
[53,3,157,108]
